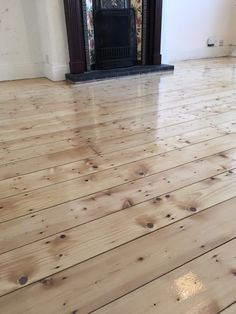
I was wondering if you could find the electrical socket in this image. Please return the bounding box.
[207,37,217,47]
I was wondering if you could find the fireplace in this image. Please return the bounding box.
[63,0,174,82]
[94,0,137,69]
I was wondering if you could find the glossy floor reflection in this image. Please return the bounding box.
[0,58,235,314]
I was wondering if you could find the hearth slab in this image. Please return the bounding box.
[66,64,174,83]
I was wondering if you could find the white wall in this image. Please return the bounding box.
[162,0,235,63]
[0,0,69,82]
[36,0,69,81]
[0,0,44,81]
[229,0,236,56]
[0,0,236,81]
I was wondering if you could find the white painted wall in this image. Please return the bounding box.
[0,0,44,81]
[162,0,235,63]
[0,0,236,81]
[229,0,236,56]
[0,0,69,82]
[36,0,69,81]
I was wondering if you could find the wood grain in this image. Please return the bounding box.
[94,238,236,314]
[0,167,235,255]
[221,303,236,314]
[0,197,234,313]
[0,132,233,198]
[0,57,235,313]
[0,148,235,223]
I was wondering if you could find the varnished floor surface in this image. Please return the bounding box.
[0,58,236,314]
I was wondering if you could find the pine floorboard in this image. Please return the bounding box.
[0,57,235,313]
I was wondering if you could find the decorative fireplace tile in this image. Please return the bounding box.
[132,0,142,60]
[85,0,95,65]
[85,0,143,68]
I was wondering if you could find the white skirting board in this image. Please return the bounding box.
[0,62,44,82]
[166,46,231,64]
[0,62,69,82]
[43,63,70,81]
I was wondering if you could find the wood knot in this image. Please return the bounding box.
[218,153,228,158]
[40,278,54,286]
[122,199,133,209]
[189,207,197,212]
[136,165,148,177]
[231,269,236,276]
[146,222,154,229]
[18,276,28,285]
[137,257,144,262]
[136,215,156,229]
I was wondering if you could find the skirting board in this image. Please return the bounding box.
[229,46,236,57]
[44,63,70,81]
[167,46,231,63]
[0,62,45,82]
[0,62,69,82]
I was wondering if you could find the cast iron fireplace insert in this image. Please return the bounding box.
[64,0,175,82]
[94,0,137,70]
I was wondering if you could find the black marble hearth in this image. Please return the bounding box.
[66,64,174,83]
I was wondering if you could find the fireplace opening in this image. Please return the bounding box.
[94,0,137,70]
[64,0,175,82]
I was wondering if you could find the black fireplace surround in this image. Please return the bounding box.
[63,0,174,82]
[94,0,137,69]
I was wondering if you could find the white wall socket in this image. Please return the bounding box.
[207,37,217,47]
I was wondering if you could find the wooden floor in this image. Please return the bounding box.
[0,58,235,314]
